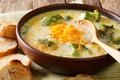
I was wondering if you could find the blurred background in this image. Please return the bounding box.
[0,0,120,16]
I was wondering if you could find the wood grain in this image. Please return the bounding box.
[0,0,100,13]
[0,0,120,16]
[32,0,65,9]
[100,0,120,16]
[65,0,76,3]
[84,0,101,7]
[0,0,32,13]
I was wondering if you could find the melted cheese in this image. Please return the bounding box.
[50,23,88,44]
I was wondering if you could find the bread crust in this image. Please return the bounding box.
[0,21,32,80]
[0,60,32,80]
[0,54,32,80]
[0,21,16,39]
[0,37,17,58]
[66,74,96,80]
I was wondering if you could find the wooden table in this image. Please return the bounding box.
[0,0,120,16]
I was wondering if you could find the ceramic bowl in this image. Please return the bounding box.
[16,4,120,75]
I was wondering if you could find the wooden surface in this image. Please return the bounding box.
[0,0,120,16]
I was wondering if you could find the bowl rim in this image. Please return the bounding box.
[16,3,120,61]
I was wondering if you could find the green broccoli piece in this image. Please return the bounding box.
[98,24,120,45]
[70,43,79,57]
[42,14,62,26]
[64,15,73,21]
[38,39,56,47]
[81,45,88,50]
[72,50,79,57]
[84,10,101,22]
[98,24,114,40]
[94,10,101,22]
[84,11,94,20]
[111,37,120,44]
[100,24,114,31]
[71,43,78,49]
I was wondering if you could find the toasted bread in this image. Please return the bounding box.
[0,21,16,39]
[66,74,96,80]
[0,21,16,25]
[0,37,17,58]
[0,54,32,80]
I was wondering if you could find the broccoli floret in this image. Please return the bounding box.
[81,45,88,50]
[84,12,94,20]
[42,14,62,26]
[111,37,120,44]
[72,50,79,56]
[38,39,56,47]
[98,24,114,40]
[70,43,79,57]
[100,24,114,31]
[94,10,101,22]
[71,43,78,49]
[64,15,73,21]
[97,24,120,45]
[84,10,101,22]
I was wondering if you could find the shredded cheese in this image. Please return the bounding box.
[50,23,88,44]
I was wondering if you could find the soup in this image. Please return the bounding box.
[21,10,120,58]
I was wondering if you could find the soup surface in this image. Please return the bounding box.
[21,10,120,58]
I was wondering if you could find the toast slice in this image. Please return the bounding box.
[0,37,17,57]
[66,74,96,80]
[0,22,16,39]
[0,54,32,80]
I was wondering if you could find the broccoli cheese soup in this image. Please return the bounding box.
[21,10,120,58]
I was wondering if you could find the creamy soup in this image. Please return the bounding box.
[21,10,120,58]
